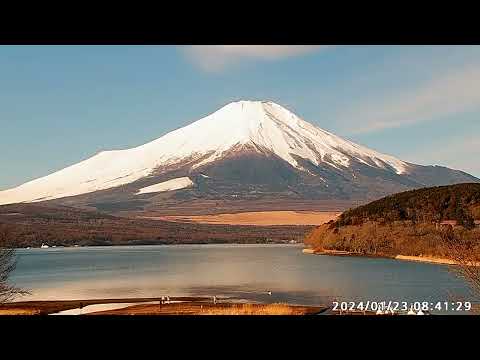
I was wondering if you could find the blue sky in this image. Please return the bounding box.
[1,45,479,190]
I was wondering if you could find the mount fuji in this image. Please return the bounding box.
[1,100,478,213]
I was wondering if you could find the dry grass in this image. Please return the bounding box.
[0,308,40,315]
[200,303,309,315]
[0,297,209,315]
[152,211,341,226]
[472,304,480,314]
[88,302,326,315]
[0,298,327,316]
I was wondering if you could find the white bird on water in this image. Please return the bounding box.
[267,291,272,296]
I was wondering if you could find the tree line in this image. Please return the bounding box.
[335,183,480,229]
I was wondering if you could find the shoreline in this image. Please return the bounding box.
[303,248,390,259]
[0,297,211,315]
[302,248,479,266]
[0,297,328,316]
[88,302,328,315]
[394,255,480,266]
[16,243,304,251]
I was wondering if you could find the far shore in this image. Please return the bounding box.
[302,248,480,266]
[17,242,305,250]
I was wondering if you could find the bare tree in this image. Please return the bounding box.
[0,224,29,303]
[441,227,480,300]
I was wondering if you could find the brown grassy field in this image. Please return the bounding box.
[0,297,208,315]
[0,298,327,315]
[0,308,41,315]
[122,199,355,216]
[144,211,341,226]
[88,302,327,315]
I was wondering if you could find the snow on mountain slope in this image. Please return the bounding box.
[0,100,411,205]
[136,177,194,195]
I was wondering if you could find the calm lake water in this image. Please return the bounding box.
[11,244,474,313]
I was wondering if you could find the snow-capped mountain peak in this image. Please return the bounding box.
[142,100,409,174]
[0,100,466,206]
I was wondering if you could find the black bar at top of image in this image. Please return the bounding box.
[1,13,479,45]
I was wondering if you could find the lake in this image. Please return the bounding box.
[10,244,474,313]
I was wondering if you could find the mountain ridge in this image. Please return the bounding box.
[0,100,478,209]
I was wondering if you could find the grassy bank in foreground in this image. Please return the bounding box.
[0,298,327,315]
[89,302,327,315]
[0,297,209,315]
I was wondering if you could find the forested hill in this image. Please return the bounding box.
[0,203,311,247]
[336,183,480,229]
[305,183,480,258]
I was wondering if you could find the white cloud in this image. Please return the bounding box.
[183,45,327,72]
[337,63,480,134]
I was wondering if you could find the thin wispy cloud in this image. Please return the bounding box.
[337,63,480,134]
[183,45,327,73]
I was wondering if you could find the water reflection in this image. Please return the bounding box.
[12,244,472,310]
